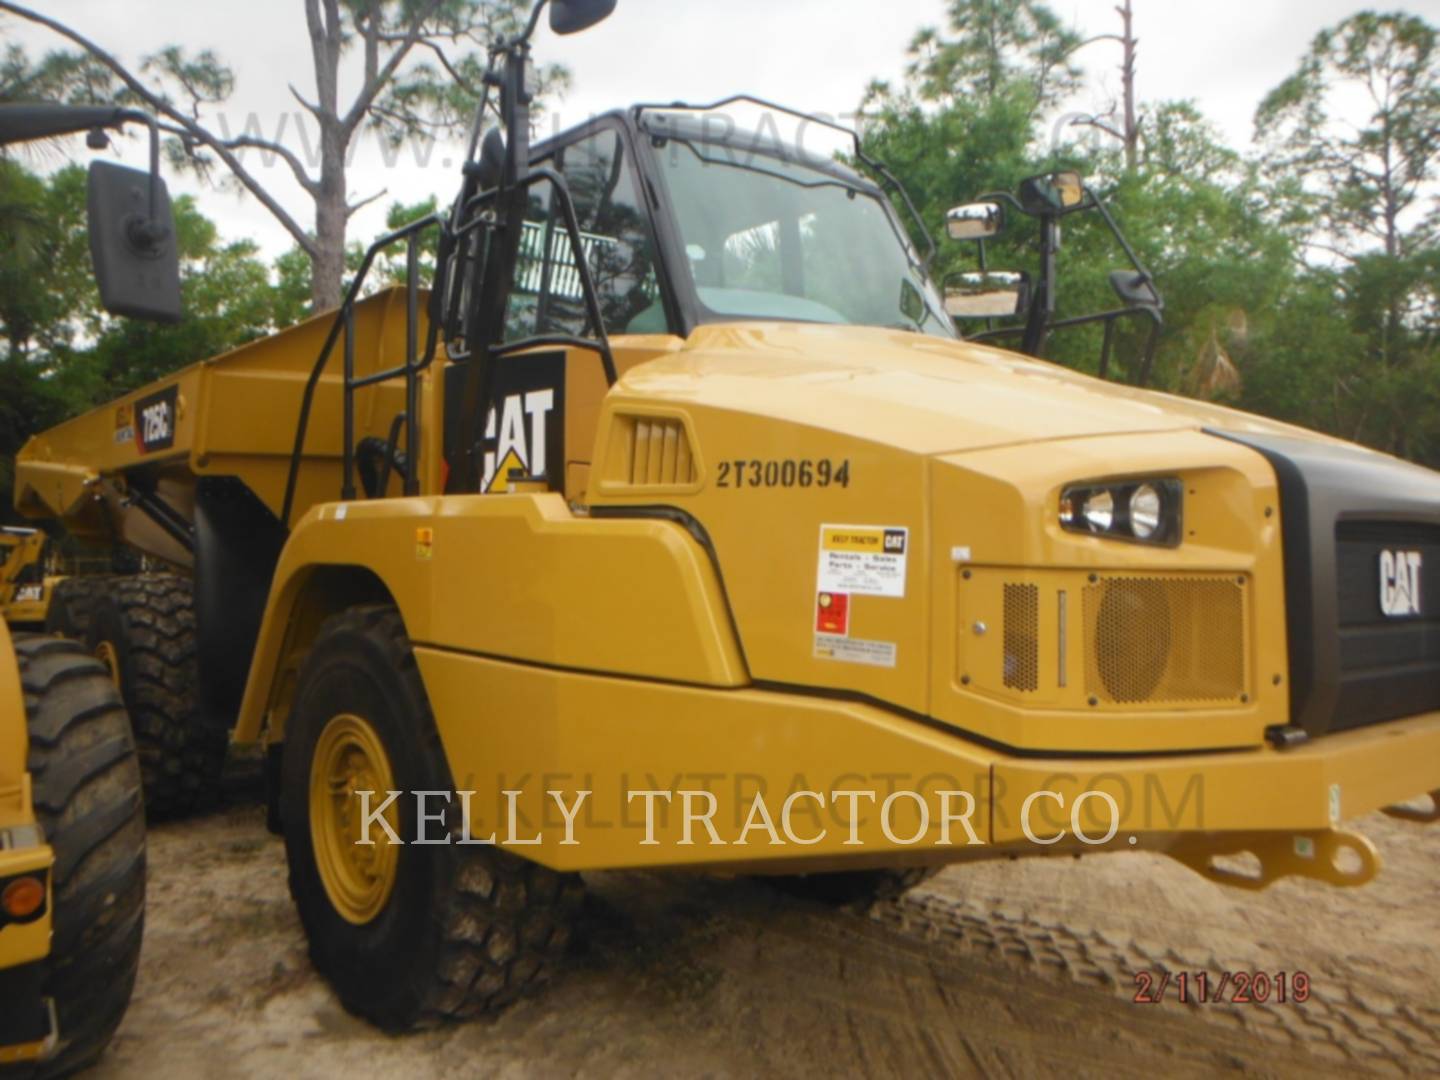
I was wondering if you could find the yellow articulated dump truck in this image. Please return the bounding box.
[1,101,169,1076]
[13,0,1440,1032]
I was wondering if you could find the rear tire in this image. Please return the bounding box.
[762,866,938,908]
[84,573,226,819]
[41,577,106,640]
[281,605,583,1031]
[14,634,146,1079]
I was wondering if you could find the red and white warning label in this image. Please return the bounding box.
[815,591,850,636]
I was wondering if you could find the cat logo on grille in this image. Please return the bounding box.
[1380,549,1423,618]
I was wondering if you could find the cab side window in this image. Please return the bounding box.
[504,127,660,342]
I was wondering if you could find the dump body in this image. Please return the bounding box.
[15,288,423,560]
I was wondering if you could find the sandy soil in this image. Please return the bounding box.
[88,767,1440,1079]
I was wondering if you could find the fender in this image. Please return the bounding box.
[233,492,749,744]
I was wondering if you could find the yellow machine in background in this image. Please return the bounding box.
[12,0,1440,1036]
[0,98,175,1075]
[0,529,51,630]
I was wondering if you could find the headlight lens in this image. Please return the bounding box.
[1060,478,1182,545]
[1083,489,1115,532]
[1129,484,1163,539]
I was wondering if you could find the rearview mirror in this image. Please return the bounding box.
[88,160,181,322]
[944,271,1030,320]
[1018,170,1085,214]
[946,201,1005,242]
[550,0,617,34]
[1109,269,1161,310]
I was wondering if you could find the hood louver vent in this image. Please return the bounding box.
[605,414,699,490]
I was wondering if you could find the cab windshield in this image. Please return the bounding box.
[650,138,954,338]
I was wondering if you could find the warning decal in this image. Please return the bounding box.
[815,634,897,669]
[815,591,850,636]
[816,524,908,599]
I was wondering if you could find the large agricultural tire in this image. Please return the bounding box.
[41,577,107,641]
[14,634,146,1079]
[83,573,227,819]
[280,605,584,1031]
[761,866,940,908]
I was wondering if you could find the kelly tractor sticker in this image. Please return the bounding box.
[813,524,907,669]
[816,524,909,598]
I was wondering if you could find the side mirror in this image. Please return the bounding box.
[88,160,181,322]
[945,201,1005,242]
[1109,269,1161,310]
[478,126,507,192]
[944,270,1031,320]
[550,0,617,35]
[1018,170,1085,214]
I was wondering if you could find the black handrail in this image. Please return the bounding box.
[280,213,443,528]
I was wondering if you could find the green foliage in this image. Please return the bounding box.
[0,159,309,521]
[863,3,1440,466]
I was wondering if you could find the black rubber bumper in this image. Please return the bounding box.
[0,960,51,1048]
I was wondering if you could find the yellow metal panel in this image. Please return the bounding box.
[926,430,1291,753]
[416,645,996,872]
[234,493,748,742]
[0,622,25,799]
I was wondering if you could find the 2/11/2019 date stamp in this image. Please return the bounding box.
[1132,970,1312,1005]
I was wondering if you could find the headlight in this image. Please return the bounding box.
[1060,478,1182,545]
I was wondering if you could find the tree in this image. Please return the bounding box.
[0,0,565,311]
[1256,11,1438,262]
[1255,12,1440,460]
[902,0,1083,119]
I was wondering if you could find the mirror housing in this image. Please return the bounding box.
[477,127,507,192]
[1018,170,1085,214]
[550,0,617,35]
[1109,269,1161,310]
[87,160,182,322]
[946,201,1005,242]
[944,271,1031,320]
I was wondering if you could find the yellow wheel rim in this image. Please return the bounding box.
[94,640,122,691]
[309,713,400,926]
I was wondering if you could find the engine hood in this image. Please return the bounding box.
[619,321,1353,458]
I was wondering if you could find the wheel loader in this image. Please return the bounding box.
[0,102,175,1074]
[13,0,1440,1033]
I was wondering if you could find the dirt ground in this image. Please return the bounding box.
[89,765,1440,1079]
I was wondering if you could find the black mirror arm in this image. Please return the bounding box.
[1090,195,1161,311]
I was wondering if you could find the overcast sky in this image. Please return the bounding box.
[1,0,1423,261]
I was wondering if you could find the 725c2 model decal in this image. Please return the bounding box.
[716,459,851,490]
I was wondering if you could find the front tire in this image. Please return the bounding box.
[281,605,582,1031]
[84,573,226,818]
[15,634,146,1078]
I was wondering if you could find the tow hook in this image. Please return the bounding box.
[1167,829,1380,891]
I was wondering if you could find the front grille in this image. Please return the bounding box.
[1002,583,1039,692]
[1332,522,1440,731]
[1083,576,1247,704]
